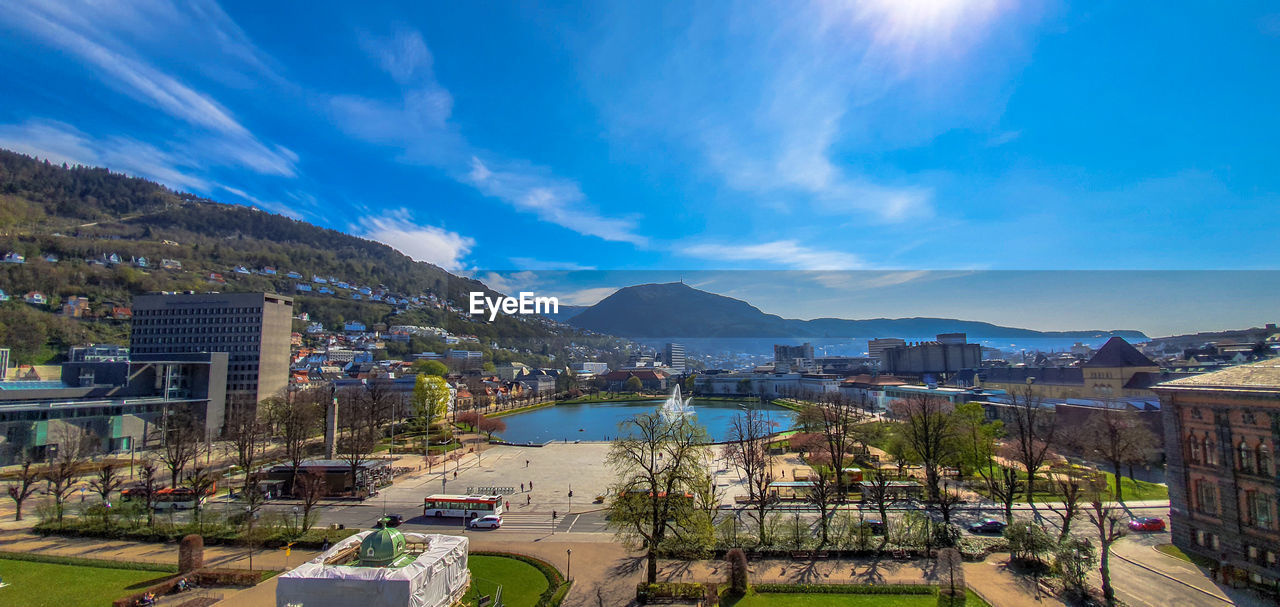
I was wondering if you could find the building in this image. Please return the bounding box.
[275,527,470,607]
[131,292,293,420]
[0,353,227,464]
[979,337,1167,405]
[880,335,981,378]
[573,361,609,376]
[1154,360,1280,594]
[774,343,814,365]
[602,369,669,392]
[68,344,130,363]
[664,342,686,374]
[868,338,906,361]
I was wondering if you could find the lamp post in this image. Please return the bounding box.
[293,506,300,531]
[566,549,572,582]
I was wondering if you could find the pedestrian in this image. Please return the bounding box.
[553,510,557,520]
[525,459,529,467]
[521,483,525,492]
[454,470,458,479]
[527,494,531,505]
[529,481,533,490]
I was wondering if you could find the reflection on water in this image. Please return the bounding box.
[491,399,795,444]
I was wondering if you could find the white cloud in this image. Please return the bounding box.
[1,2,297,178]
[356,209,475,273]
[507,258,597,271]
[557,286,622,306]
[331,29,644,246]
[684,240,865,270]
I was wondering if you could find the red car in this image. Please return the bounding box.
[1128,517,1165,532]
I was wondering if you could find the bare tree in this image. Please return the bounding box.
[158,409,204,488]
[43,425,92,524]
[184,465,221,530]
[606,411,709,583]
[137,458,160,527]
[337,386,390,497]
[1004,386,1056,507]
[1046,468,1090,542]
[268,389,322,497]
[296,469,328,531]
[226,406,266,499]
[722,408,775,545]
[935,485,963,526]
[88,463,124,527]
[890,394,958,502]
[1080,406,1158,502]
[805,465,837,546]
[813,394,863,500]
[1087,493,1129,607]
[4,457,41,521]
[862,469,896,536]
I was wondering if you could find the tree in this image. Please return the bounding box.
[137,458,160,527]
[296,469,328,532]
[476,415,507,439]
[1055,537,1097,601]
[184,465,221,531]
[1087,493,1128,606]
[412,374,451,433]
[862,469,895,536]
[43,425,92,524]
[937,548,966,604]
[722,408,776,545]
[413,359,449,377]
[226,406,266,501]
[725,548,749,597]
[812,394,863,500]
[1046,468,1090,542]
[1080,406,1158,502]
[337,386,389,497]
[267,389,321,498]
[935,485,963,526]
[606,411,709,583]
[805,465,837,546]
[4,458,41,521]
[1005,519,1054,566]
[158,409,204,488]
[624,375,644,393]
[890,394,958,502]
[1004,386,1057,507]
[88,463,124,528]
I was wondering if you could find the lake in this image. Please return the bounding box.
[492,399,796,444]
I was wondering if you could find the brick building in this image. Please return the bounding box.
[1154,359,1280,594]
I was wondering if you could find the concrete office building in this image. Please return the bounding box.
[664,342,686,374]
[0,353,227,464]
[880,335,981,378]
[131,292,293,421]
[868,338,906,361]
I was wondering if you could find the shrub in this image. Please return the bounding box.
[726,547,749,596]
[636,582,706,603]
[753,584,935,595]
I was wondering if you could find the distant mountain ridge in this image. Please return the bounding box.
[566,282,1149,340]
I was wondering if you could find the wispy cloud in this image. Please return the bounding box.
[507,258,598,271]
[355,209,475,273]
[684,240,865,271]
[1,2,297,178]
[330,28,645,245]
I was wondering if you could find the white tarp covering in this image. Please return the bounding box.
[276,532,470,607]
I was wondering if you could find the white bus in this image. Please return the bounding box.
[423,494,505,519]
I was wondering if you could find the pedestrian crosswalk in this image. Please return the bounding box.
[486,512,566,532]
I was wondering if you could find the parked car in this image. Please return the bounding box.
[384,514,404,527]
[862,519,885,535]
[968,518,1007,534]
[469,515,502,529]
[1128,517,1166,532]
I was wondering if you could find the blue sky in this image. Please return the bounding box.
[1,2,1278,333]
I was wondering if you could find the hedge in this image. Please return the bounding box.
[0,550,177,573]
[636,582,707,602]
[470,551,571,607]
[753,584,937,595]
[32,521,360,549]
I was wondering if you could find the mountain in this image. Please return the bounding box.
[0,149,630,365]
[567,282,1149,341]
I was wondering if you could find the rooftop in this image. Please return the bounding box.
[1155,358,1280,392]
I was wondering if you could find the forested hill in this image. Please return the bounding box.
[0,149,627,365]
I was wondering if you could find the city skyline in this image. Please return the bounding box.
[0,2,1278,279]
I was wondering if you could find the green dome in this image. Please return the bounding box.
[358,526,406,567]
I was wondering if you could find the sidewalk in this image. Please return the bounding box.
[965,559,1067,607]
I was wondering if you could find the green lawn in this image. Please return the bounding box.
[1099,471,1168,501]
[724,590,989,606]
[464,555,550,607]
[0,557,172,607]
[1155,543,1215,568]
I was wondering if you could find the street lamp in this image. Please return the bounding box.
[293,506,300,531]
[566,549,572,582]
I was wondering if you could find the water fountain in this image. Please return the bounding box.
[660,384,695,418]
